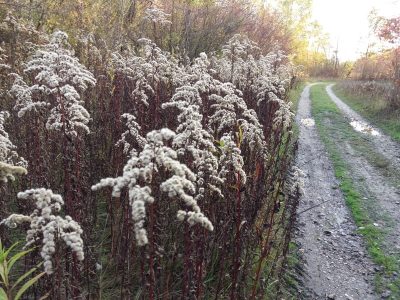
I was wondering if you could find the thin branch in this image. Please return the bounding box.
[298,199,330,215]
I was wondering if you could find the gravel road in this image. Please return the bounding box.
[325,84,400,255]
[295,84,377,299]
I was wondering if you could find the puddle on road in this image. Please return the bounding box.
[301,118,315,127]
[350,120,380,136]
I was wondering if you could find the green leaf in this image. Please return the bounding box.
[8,248,34,274]
[0,241,5,263]
[0,263,7,287]
[14,272,45,300]
[0,287,7,300]
[4,243,19,260]
[12,266,38,290]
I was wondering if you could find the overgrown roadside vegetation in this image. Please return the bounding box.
[269,82,306,299]
[0,5,306,298]
[310,83,400,298]
[288,81,306,113]
[288,81,306,142]
[333,81,400,142]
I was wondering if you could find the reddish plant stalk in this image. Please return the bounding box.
[230,172,242,300]
[250,201,277,299]
[148,203,156,300]
[195,228,205,299]
[182,223,191,300]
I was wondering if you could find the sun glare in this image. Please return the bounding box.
[313,0,400,61]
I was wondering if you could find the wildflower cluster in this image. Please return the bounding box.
[143,7,172,25]
[0,111,27,182]
[1,188,84,274]
[162,85,223,201]
[92,129,213,246]
[2,27,296,298]
[286,166,305,198]
[11,31,96,137]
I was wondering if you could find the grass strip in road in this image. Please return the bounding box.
[310,83,400,297]
[332,83,400,142]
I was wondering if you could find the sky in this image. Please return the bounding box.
[312,0,400,62]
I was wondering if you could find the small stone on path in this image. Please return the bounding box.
[381,290,391,298]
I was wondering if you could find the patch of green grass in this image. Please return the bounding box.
[288,81,306,113]
[333,83,400,142]
[310,83,400,297]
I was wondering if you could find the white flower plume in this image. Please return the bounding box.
[11,30,96,138]
[1,188,84,274]
[0,111,27,182]
[92,128,213,246]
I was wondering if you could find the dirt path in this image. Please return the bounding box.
[295,84,377,299]
[326,84,400,170]
[326,85,400,253]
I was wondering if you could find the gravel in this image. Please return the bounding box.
[294,84,377,299]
